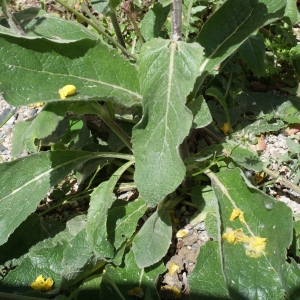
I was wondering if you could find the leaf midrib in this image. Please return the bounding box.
[2,62,143,100]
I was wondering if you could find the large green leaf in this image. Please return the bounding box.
[283,0,299,25]
[86,160,135,258]
[61,228,105,290]
[197,0,286,76]
[11,102,71,156]
[132,205,172,268]
[238,33,266,78]
[0,8,98,39]
[140,3,170,42]
[132,39,204,206]
[0,150,133,246]
[188,241,230,299]
[187,95,212,128]
[0,214,65,265]
[107,199,147,249]
[0,215,94,295]
[206,167,293,299]
[0,34,141,107]
[99,249,165,300]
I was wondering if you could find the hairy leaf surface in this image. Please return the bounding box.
[100,249,165,300]
[132,39,203,206]
[132,206,172,268]
[87,160,135,258]
[207,167,293,299]
[0,34,141,107]
[0,150,133,246]
[197,0,286,76]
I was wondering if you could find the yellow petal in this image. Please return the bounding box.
[59,85,76,99]
[127,287,144,298]
[222,228,249,244]
[222,227,236,243]
[168,262,180,276]
[169,210,179,223]
[253,172,265,184]
[221,123,231,135]
[230,208,245,224]
[30,275,54,291]
[176,229,188,238]
[29,102,44,108]
[245,236,267,258]
[222,227,266,258]
[234,229,250,243]
[161,285,182,299]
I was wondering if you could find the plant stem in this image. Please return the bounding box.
[184,0,193,41]
[263,167,300,195]
[201,127,223,143]
[259,27,275,39]
[39,190,92,216]
[0,107,17,129]
[55,0,137,60]
[92,102,132,150]
[2,0,25,35]
[113,159,135,173]
[105,101,115,119]
[123,0,145,44]
[171,0,182,41]
[108,6,128,49]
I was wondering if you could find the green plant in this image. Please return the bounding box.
[0,0,300,299]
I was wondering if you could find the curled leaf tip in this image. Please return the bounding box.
[127,287,144,298]
[230,208,245,224]
[30,274,54,291]
[59,85,76,99]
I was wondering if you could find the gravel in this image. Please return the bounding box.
[0,95,42,162]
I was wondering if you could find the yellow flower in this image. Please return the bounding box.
[221,123,231,135]
[230,208,245,224]
[30,275,54,291]
[127,287,144,298]
[245,236,267,258]
[59,85,76,99]
[222,227,266,258]
[161,286,182,299]
[222,228,249,244]
[29,102,44,108]
[168,262,180,276]
[253,172,265,184]
[176,229,188,238]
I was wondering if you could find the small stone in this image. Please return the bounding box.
[194,222,205,231]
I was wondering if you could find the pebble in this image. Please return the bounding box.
[0,95,42,162]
